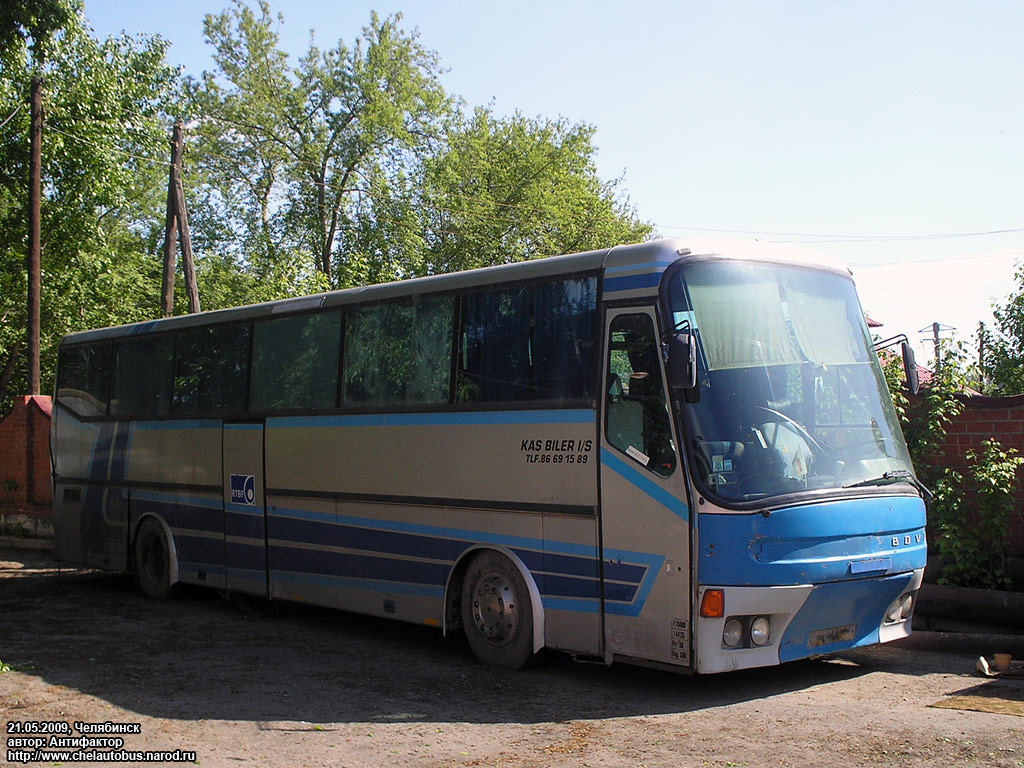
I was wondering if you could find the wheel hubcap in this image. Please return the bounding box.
[471,570,518,646]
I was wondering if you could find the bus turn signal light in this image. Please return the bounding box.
[700,589,725,618]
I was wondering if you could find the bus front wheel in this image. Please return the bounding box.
[461,551,535,669]
[135,518,174,600]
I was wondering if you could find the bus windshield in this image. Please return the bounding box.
[666,259,915,503]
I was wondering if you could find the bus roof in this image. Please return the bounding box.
[60,238,852,345]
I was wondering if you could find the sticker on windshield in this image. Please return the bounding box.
[626,445,650,467]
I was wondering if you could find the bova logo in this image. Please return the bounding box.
[230,474,256,506]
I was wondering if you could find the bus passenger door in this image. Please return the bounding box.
[223,422,268,596]
[600,307,693,667]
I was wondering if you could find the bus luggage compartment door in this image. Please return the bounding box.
[222,422,268,596]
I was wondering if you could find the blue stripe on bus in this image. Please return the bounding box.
[604,261,676,275]
[542,597,599,614]
[268,409,595,430]
[127,320,161,336]
[268,505,659,609]
[107,487,659,617]
[603,272,663,293]
[179,562,226,578]
[267,512,599,582]
[226,567,266,582]
[111,423,129,482]
[174,534,224,565]
[227,514,266,540]
[273,505,600,559]
[88,423,115,481]
[132,419,221,431]
[600,448,689,521]
[271,545,450,586]
[226,502,265,517]
[273,571,445,599]
[133,490,223,533]
[227,541,267,571]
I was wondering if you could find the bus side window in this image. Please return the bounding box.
[605,314,676,477]
[56,342,112,418]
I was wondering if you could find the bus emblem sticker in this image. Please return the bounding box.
[230,474,256,506]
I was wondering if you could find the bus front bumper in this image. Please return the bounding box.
[694,568,924,674]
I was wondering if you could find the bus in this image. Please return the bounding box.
[51,238,927,674]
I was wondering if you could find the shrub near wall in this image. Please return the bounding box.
[938,394,1024,558]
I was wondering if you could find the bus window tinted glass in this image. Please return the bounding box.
[111,335,174,417]
[57,343,112,417]
[343,296,453,406]
[250,312,341,411]
[173,324,250,413]
[457,277,597,402]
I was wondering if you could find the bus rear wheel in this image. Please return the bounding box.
[461,551,535,669]
[135,518,174,600]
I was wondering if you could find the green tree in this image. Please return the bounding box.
[0,1,183,412]
[189,1,450,297]
[414,107,652,277]
[901,340,969,487]
[982,260,1024,394]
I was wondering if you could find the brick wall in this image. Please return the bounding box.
[932,393,1024,556]
[0,395,53,537]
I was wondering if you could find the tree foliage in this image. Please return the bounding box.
[417,107,652,276]
[0,0,654,414]
[982,261,1024,394]
[0,1,183,411]
[188,1,450,298]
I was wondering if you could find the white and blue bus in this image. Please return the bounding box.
[51,239,926,673]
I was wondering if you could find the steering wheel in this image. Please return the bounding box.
[751,406,831,459]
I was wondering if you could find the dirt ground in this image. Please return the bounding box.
[1,544,1021,768]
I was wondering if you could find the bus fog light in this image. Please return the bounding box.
[885,599,902,623]
[899,594,914,619]
[750,616,770,646]
[723,618,743,648]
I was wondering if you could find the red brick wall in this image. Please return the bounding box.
[0,396,53,527]
[932,393,1024,556]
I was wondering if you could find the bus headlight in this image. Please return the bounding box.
[723,618,744,647]
[885,592,916,623]
[750,616,770,646]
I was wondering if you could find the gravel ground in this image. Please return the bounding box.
[1,544,1021,767]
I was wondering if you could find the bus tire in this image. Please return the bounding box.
[460,550,535,669]
[135,518,174,600]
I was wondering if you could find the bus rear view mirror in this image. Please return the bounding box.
[668,332,698,391]
[902,341,920,396]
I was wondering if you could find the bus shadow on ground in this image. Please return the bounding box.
[4,556,875,726]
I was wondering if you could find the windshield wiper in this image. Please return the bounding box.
[844,469,932,501]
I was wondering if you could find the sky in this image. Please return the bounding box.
[82,0,1024,365]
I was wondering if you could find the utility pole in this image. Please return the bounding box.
[919,322,955,375]
[27,76,42,395]
[160,121,200,316]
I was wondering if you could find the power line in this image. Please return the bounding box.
[0,102,25,130]
[655,222,1024,244]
